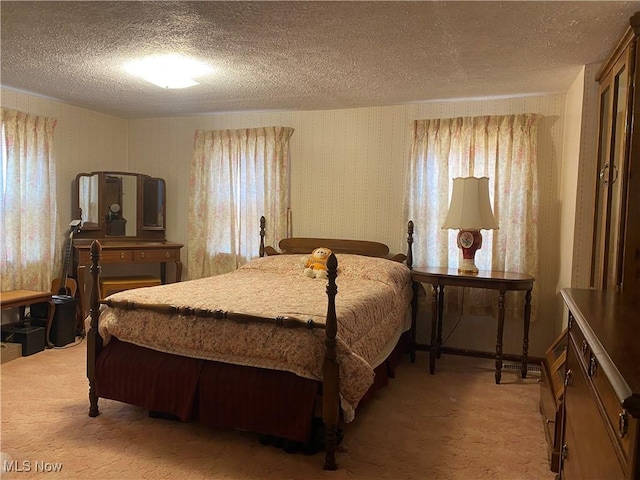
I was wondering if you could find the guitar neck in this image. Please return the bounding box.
[60,236,72,284]
[58,227,78,292]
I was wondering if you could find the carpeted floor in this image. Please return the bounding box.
[1,339,555,480]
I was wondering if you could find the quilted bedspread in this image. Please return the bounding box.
[97,253,413,421]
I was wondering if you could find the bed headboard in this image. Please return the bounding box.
[259,216,414,266]
[278,238,389,257]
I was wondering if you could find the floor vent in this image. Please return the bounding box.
[503,363,541,373]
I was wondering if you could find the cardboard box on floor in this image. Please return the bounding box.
[1,342,22,364]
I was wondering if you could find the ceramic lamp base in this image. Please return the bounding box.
[457,229,483,274]
[458,258,479,274]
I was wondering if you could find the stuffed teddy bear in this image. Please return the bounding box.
[301,247,332,279]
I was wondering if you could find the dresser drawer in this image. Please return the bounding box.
[133,249,178,262]
[560,288,640,480]
[569,320,638,473]
[563,339,626,480]
[100,250,134,263]
[590,357,638,468]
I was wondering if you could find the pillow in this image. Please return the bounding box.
[332,254,410,289]
[238,254,302,276]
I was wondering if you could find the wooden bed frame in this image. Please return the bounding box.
[86,218,415,470]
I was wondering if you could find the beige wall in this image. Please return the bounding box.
[558,70,585,304]
[555,64,600,332]
[2,86,581,358]
[572,64,600,289]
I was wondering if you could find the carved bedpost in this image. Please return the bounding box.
[323,253,339,470]
[407,220,414,269]
[259,216,266,257]
[408,220,418,363]
[87,240,103,418]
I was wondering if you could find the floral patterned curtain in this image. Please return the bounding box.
[1,108,58,291]
[187,126,293,279]
[406,113,541,317]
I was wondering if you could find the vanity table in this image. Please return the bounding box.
[71,171,183,319]
[73,240,182,315]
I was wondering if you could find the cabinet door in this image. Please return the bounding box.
[562,338,625,479]
[591,49,632,291]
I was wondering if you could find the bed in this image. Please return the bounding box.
[86,218,416,470]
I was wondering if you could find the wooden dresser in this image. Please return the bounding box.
[560,288,640,479]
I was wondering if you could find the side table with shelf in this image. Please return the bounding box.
[411,267,534,384]
[0,290,55,349]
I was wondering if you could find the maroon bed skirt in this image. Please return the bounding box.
[95,333,410,443]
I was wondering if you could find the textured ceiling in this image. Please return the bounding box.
[2,1,639,119]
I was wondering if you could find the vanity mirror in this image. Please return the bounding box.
[73,171,166,240]
[71,171,182,323]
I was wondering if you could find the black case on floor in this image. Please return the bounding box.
[1,326,45,356]
[50,295,76,347]
[30,295,77,347]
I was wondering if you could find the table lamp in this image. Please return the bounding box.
[442,176,499,273]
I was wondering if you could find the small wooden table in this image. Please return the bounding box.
[411,267,534,384]
[0,290,55,348]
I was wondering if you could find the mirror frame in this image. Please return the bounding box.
[73,171,166,241]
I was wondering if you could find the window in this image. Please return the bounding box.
[187,126,293,279]
[0,108,58,291]
[406,114,540,277]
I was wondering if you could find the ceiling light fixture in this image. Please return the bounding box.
[124,54,212,89]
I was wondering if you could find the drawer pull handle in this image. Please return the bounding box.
[619,410,629,438]
[140,252,145,259]
[564,369,573,387]
[581,340,588,356]
[120,252,125,259]
[600,163,619,185]
[599,163,609,184]
[165,251,170,258]
[589,356,598,377]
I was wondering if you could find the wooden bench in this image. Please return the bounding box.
[100,276,162,298]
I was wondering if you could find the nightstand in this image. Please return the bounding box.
[411,267,534,383]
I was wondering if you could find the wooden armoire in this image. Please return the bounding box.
[590,12,640,296]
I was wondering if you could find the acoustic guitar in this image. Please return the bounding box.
[51,220,82,297]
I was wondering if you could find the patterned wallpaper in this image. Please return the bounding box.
[2,86,591,357]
